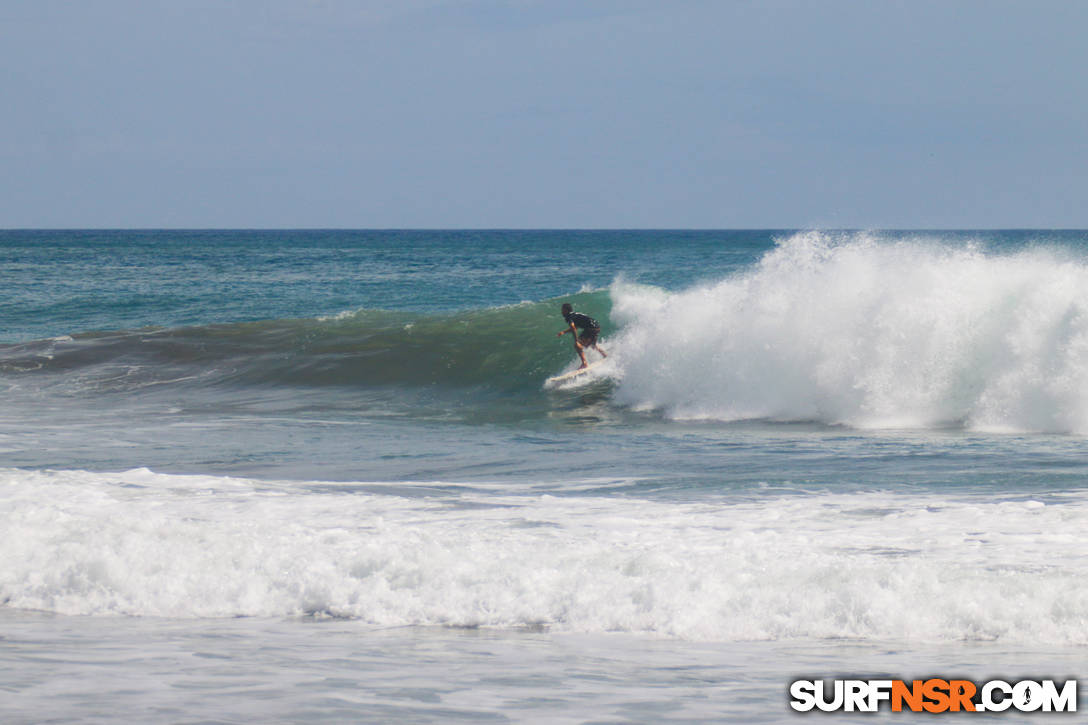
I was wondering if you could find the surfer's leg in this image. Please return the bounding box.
[574,338,588,367]
[584,330,606,359]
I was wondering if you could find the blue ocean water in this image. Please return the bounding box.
[2,229,1087,722]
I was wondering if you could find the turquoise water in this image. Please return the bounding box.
[3,229,1088,722]
[1,229,770,342]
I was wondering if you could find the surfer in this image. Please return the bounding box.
[557,303,607,369]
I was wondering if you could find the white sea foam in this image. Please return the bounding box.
[608,231,1088,432]
[3,467,1087,644]
[316,309,360,322]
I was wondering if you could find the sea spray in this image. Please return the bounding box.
[609,232,1088,432]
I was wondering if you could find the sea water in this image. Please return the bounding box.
[2,230,1087,722]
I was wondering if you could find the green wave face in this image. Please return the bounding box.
[0,291,614,395]
[268,291,612,390]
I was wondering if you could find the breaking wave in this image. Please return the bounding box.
[10,231,1088,434]
[610,231,1088,433]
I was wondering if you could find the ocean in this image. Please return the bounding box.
[2,229,1086,722]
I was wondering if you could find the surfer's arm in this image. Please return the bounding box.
[557,322,577,337]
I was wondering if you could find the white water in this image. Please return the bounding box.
[4,467,1087,644]
[610,232,1088,432]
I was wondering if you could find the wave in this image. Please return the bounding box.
[609,231,1088,433]
[0,291,613,395]
[10,230,1088,434]
[3,467,1087,643]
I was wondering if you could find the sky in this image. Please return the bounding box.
[2,0,1086,228]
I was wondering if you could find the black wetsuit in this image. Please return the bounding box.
[564,312,600,344]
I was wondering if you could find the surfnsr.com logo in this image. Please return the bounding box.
[789,679,1078,713]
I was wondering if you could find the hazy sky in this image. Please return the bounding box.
[2,0,1086,228]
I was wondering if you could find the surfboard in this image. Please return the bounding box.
[544,359,606,387]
